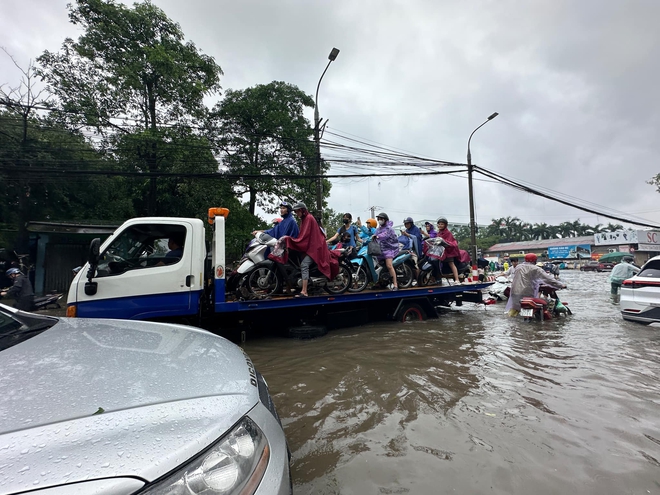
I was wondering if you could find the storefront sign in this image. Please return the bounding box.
[547,244,592,259]
[636,230,660,252]
[594,231,637,246]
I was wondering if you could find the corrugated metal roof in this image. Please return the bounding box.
[486,235,595,252]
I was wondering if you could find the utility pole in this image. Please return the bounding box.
[368,206,382,218]
[314,48,340,214]
[467,112,499,264]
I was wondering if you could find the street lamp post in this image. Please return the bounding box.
[314,47,340,213]
[467,112,499,265]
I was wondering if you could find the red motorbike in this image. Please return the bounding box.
[520,285,571,322]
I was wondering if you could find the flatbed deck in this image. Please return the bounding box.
[217,281,494,312]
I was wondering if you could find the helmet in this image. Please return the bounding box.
[292,202,307,211]
[524,253,538,263]
[272,218,282,224]
[366,218,377,228]
[376,212,389,221]
[436,216,448,225]
[5,268,20,277]
[404,217,414,224]
[622,255,634,263]
[279,202,292,213]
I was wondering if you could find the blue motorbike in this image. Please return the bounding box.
[348,242,415,292]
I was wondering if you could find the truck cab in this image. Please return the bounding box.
[67,217,207,320]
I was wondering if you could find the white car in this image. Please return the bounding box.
[0,304,291,494]
[620,255,660,324]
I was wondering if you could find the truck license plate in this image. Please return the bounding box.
[521,308,534,317]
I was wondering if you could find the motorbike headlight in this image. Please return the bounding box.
[142,416,270,495]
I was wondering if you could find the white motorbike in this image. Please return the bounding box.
[227,232,278,293]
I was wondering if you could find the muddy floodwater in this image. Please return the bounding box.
[243,270,660,494]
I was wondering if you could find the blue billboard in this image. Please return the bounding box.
[547,244,591,259]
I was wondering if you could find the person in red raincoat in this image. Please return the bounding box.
[436,216,461,283]
[273,202,338,297]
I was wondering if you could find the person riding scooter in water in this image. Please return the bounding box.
[372,212,400,291]
[272,202,338,297]
[1,268,35,311]
[609,255,639,304]
[505,253,566,317]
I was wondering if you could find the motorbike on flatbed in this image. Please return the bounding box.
[243,248,352,298]
[347,243,415,292]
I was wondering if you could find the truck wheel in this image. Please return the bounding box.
[348,265,369,293]
[398,303,426,322]
[396,263,414,288]
[325,264,352,294]
[288,325,328,339]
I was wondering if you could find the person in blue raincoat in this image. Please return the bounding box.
[357,218,377,243]
[253,202,299,239]
[399,217,423,256]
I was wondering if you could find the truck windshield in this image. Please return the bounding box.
[96,224,187,277]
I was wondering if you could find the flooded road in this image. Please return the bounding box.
[243,270,660,494]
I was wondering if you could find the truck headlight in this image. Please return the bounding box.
[142,416,270,494]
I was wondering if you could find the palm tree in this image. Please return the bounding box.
[605,222,624,232]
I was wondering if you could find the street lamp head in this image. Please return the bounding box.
[488,112,499,120]
[328,48,340,61]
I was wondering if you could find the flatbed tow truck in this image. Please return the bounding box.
[66,208,493,340]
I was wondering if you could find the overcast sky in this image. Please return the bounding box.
[2,0,659,230]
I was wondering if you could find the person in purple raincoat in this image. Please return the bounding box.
[372,212,400,290]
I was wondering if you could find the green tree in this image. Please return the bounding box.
[208,81,329,215]
[37,0,223,215]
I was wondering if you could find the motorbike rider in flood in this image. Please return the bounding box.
[609,255,639,304]
[275,202,338,297]
[505,253,566,317]
[2,268,35,311]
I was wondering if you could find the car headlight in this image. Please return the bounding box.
[141,416,270,495]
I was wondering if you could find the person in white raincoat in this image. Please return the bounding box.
[505,253,566,316]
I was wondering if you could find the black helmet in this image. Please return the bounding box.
[292,202,307,211]
[436,216,448,225]
[279,202,292,213]
[622,255,634,263]
[376,212,389,221]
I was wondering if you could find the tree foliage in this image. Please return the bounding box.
[208,81,329,215]
[37,0,223,215]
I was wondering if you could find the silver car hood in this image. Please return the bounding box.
[0,318,258,493]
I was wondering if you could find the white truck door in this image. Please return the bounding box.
[73,218,205,320]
